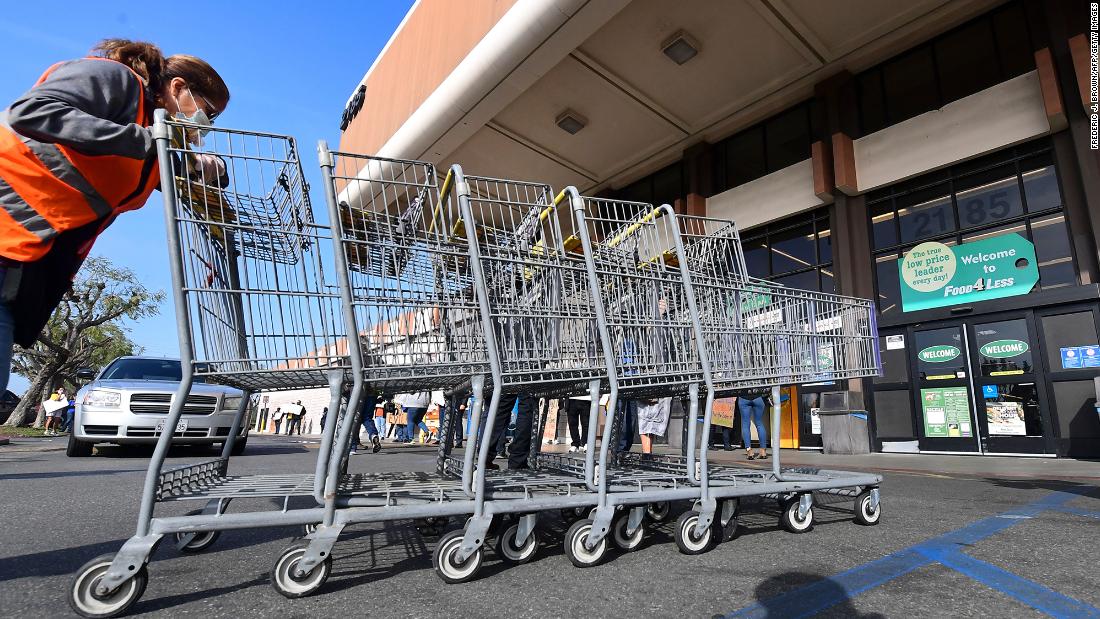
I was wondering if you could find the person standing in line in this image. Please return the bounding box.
[481,393,535,471]
[636,397,672,454]
[271,407,283,435]
[738,388,770,460]
[320,407,328,432]
[62,396,76,434]
[349,391,382,454]
[295,401,306,435]
[373,397,387,440]
[400,391,431,444]
[615,397,638,453]
[565,396,590,453]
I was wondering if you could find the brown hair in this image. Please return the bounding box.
[90,39,230,111]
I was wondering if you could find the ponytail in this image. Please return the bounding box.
[90,39,166,92]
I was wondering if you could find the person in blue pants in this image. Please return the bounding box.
[737,389,770,460]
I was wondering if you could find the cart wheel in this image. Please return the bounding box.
[270,542,332,599]
[674,511,714,555]
[494,522,539,565]
[563,519,607,568]
[434,530,484,584]
[645,501,671,523]
[854,491,881,526]
[611,513,645,552]
[780,497,814,534]
[560,506,586,524]
[174,529,220,553]
[714,499,740,543]
[303,523,319,537]
[68,553,148,619]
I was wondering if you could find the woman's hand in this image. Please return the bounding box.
[190,152,225,180]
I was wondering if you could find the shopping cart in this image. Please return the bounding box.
[602,207,884,549]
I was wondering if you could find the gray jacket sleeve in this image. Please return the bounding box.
[6,59,154,160]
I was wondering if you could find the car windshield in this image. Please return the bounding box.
[99,359,206,383]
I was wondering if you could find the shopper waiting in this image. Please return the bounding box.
[271,407,283,434]
[636,397,672,454]
[738,388,771,460]
[565,396,590,453]
[399,391,431,444]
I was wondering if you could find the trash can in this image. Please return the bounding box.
[818,391,871,455]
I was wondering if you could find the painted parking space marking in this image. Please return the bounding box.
[720,489,1100,619]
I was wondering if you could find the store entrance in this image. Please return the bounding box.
[912,312,1053,455]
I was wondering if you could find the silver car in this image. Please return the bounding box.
[67,356,248,457]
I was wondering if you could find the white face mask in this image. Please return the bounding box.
[173,86,212,145]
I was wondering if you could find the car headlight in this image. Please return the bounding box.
[221,396,243,412]
[83,389,121,408]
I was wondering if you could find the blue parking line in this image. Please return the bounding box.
[920,547,1100,619]
[1049,505,1100,520]
[720,490,1100,618]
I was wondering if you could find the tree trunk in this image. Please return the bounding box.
[3,363,58,427]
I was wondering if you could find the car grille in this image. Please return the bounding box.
[129,393,218,416]
[126,427,212,438]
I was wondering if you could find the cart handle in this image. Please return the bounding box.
[606,206,664,249]
[426,168,456,235]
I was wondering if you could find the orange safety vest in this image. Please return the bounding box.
[0,57,161,263]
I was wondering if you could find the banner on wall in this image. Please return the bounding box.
[899,234,1039,312]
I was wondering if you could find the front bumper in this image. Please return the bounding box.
[75,409,248,444]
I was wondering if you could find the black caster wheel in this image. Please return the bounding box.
[713,499,740,543]
[645,501,671,523]
[611,513,645,552]
[780,496,814,534]
[175,510,221,553]
[494,522,540,565]
[674,510,715,555]
[854,490,881,526]
[271,542,332,598]
[563,518,608,568]
[560,506,587,524]
[434,530,484,583]
[68,553,148,619]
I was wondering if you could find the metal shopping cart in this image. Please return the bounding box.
[608,208,884,547]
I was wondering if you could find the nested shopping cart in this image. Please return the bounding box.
[66,116,477,618]
[606,209,884,547]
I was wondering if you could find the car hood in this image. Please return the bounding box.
[87,380,243,397]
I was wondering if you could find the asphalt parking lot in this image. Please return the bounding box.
[1,435,1098,618]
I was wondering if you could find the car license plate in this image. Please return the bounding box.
[155,420,187,433]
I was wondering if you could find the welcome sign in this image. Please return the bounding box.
[899,234,1039,312]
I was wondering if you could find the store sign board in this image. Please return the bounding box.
[711,398,735,429]
[898,234,1039,312]
[979,339,1029,359]
[918,345,961,363]
[921,386,973,438]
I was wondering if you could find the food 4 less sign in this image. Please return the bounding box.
[899,233,1039,312]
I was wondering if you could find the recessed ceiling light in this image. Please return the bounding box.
[556,110,587,135]
[662,30,699,65]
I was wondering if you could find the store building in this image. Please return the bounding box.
[338,0,1100,457]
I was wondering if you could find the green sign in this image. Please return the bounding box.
[740,287,773,312]
[899,233,1039,312]
[918,345,961,363]
[921,386,972,438]
[979,339,1029,359]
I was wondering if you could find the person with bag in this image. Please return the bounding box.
[271,407,284,435]
[0,39,229,395]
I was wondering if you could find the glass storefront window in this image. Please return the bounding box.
[913,327,967,379]
[897,184,954,243]
[973,318,1035,376]
[981,383,1042,436]
[953,167,1023,228]
[875,254,901,315]
[770,223,815,273]
[742,208,833,294]
[870,201,897,249]
[1031,214,1076,288]
[1021,163,1062,211]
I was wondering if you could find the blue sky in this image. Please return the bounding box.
[2,1,414,394]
